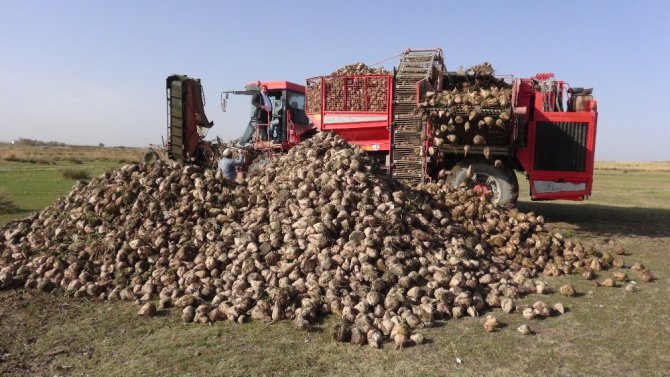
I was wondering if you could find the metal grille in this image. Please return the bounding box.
[325,77,344,111]
[305,77,322,114]
[307,76,389,113]
[533,121,588,172]
[346,77,365,111]
[367,77,388,111]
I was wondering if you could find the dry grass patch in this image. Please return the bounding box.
[595,161,670,172]
[0,150,54,164]
[0,144,146,164]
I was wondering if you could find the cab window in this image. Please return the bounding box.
[287,92,305,110]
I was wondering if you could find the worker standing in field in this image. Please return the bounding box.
[217,148,243,180]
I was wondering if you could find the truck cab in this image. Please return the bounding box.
[221,81,315,152]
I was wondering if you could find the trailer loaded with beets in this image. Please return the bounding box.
[305,48,598,205]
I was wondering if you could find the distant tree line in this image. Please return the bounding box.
[14,138,67,147]
[10,138,134,149]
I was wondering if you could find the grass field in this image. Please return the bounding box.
[0,144,146,225]
[0,148,669,376]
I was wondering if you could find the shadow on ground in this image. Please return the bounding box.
[517,201,670,238]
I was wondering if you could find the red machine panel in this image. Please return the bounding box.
[514,77,598,201]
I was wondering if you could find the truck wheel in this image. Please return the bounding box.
[450,161,519,206]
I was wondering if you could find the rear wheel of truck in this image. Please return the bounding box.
[450,161,519,206]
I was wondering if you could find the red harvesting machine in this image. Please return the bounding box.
[305,48,598,205]
[166,48,598,206]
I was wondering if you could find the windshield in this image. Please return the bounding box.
[287,92,305,110]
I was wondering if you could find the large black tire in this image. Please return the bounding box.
[450,161,519,206]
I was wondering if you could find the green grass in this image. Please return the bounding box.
[516,169,670,237]
[0,160,126,226]
[0,162,669,376]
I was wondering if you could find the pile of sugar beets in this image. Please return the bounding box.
[0,132,653,349]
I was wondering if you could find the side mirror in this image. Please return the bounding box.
[220,93,229,112]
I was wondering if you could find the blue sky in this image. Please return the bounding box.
[1,0,668,161]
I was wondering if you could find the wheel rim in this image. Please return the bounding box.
[468,173,501,203]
